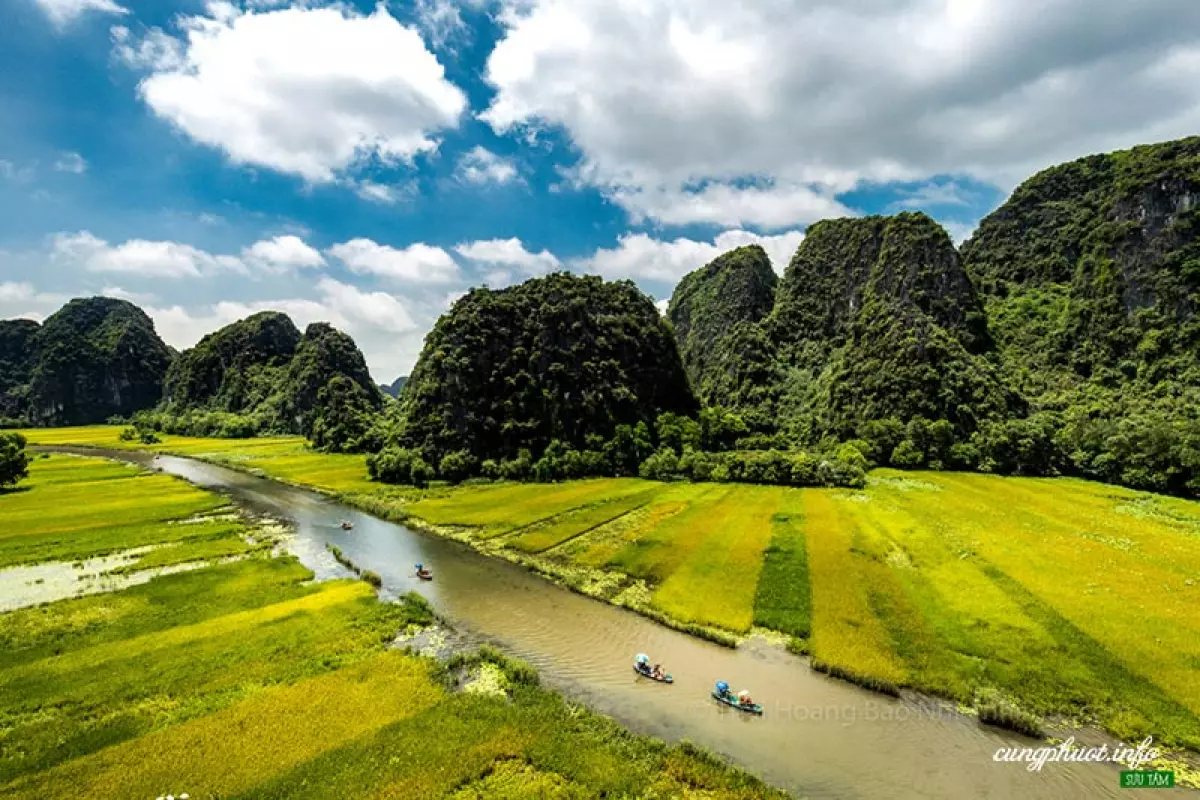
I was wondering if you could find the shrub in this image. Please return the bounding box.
[360,570,383,588]
[367,447,432,487]
[499,450,533,481]
[0,431,31,488]
[639,447,682,480]
[891,439,925,468]
[438,450,478,484]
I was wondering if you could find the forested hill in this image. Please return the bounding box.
[0,302,382,451]
[962,136,1200,398]
[669,212,1015,443]
[159,313,382,447]
[0,298,173,427]
[665,136,1200,495]
[667,244,777,408]
[397,272,696,465]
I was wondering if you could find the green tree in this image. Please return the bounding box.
[0,431,31,488]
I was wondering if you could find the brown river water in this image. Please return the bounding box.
[40,448,1195,799]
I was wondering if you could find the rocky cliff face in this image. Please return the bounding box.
[962,136,1200,394]
[667,244,778,405]
[772,212,991,362]
[26,298,172,426]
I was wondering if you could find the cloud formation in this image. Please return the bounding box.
[483,0,1200,225]
[120,3,467,183]
[53,152,88,174]
[327,238,461,284]
[579,229,804,283]
[456,146,519,185]
[34,0,127,28]
[455,237,559,286]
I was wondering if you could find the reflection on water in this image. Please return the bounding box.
[39,447,1187,800]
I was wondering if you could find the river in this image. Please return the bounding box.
[47,447,1191,799]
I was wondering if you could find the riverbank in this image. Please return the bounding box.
[0,452,789,798]
[19,426,1200,775]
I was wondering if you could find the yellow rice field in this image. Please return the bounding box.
[0,447,785,798]
[17,427,1200,751]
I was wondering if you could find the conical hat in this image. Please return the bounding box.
[635,653,649,663]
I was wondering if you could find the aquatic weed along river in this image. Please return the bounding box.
[58,448,1184,800]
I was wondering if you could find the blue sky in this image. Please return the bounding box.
[2,0,1198,380]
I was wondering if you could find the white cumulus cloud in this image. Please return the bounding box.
[455,237,558,286]
[328,238,461,284]
[121,2,467,183]
[241,234,324,271]
[50,231,241,278]
[50,231,330,278]
[578,229,804,283]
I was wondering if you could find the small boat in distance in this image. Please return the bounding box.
[712,681,762,715]
[415,563,433,580]
[340,521,354,531]
[633,653,673,683]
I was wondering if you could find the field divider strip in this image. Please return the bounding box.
[532,500,656,555]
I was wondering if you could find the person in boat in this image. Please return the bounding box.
[651,663,663,679]
[737,689,754,706]
[635,653,651,674]
[715,680,732,700]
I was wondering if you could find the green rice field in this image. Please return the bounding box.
[18,427,1200,753]
[0,449,784,798]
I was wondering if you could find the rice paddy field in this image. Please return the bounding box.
[17,427,1200,755]
[0,448,786,798]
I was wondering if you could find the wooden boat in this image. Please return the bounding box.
[340,521,354,531]
[712,691,763,715]
[415,565,433,580]
[633,664,674,683]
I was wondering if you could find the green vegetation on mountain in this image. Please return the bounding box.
[657,139,1200,498]
[961,136,1200,495]
[24,298,172,427]
[150,313,381,449]
[396,272,697,464]
[0,319,39,423]
[163,311,300,415]
[373,272,865,487]
[669,213,1016,463]
[668,245,777,408]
